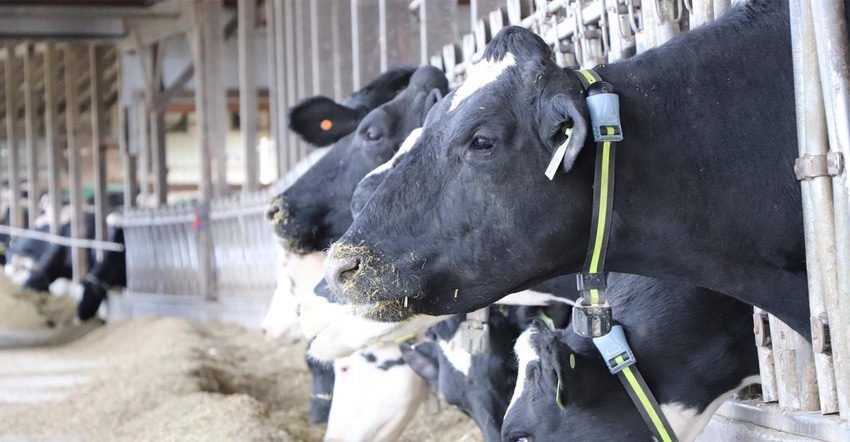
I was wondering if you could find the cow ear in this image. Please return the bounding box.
[399,341,440,381]
[289,96,363,147]
[537,327,589,408]
[424,88,443,115]
[538,93,588,174]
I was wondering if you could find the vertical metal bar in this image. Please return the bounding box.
[65,43,87,282]
[44,44,61,234]
[754,308,779,402]
[713,0,731,19]
[4,46,22,230]
[770,318,802,409]
[90,44,108,261]
[273,0,288,176]
[690,0,714,28]
[23,44,39,227]
[264,0,280,180]
[239,0,259,193]
[378,0,387,72]
[350,0,360,90]
[189,0,219,300]
[791,0,840,414]
[285,0,299,169]
[310,0,320,96]
[812,0,850,419]
[332,0,343,101]
[419,0,428,66]
[146,43,167,207]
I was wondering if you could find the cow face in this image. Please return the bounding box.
[260,250,326,345]
[503,325,651,442]
[268,66,448,255]
[324,342,427,442]
[401,308,524,442]
[325,27,594,321]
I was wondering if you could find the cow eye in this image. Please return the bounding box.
[366,129,382,141]
[471,135,494,150]
[512,435,533,442]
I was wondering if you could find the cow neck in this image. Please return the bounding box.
[566,69,679,442]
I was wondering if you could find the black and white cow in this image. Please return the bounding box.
[76,212,126,321]
[22,213,96,292]
[324,2,814,338]
[504,273,758,442]
[400,303,570,442]
[265,66,449,254]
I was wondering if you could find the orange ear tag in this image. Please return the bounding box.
[320,119,333,131]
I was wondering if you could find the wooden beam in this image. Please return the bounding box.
[153,13,238,113]
[23,43,38,227]
[44,43,62,235]
[90,44,108,261]
[189,0,220,300]
[238,0,258,192]
[65,43,87,281]
[4,45,22,230]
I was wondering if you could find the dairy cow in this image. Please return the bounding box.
[265,66,449,254]
[76,212,126,320]
[324,2,814,338]
[504,274,758,442]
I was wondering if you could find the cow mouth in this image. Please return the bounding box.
[348,297,415,323]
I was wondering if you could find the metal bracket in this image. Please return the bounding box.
[811,314,832,355]
[753,312,772,347]
[794,152,844,180]
[592,325,636,374]
[461,307,490,355]
[572,302,613,337]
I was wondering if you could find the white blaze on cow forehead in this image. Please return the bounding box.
[660,374,760,442]
[449,53,516,112]
[507,328,539,415]
[438,329,472,377]
[363,127,423,180]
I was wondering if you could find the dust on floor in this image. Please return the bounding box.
[0,316,483,441]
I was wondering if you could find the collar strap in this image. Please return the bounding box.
[594,326,678,442]
[571,68,621,338]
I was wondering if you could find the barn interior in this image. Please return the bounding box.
[0,0,848,441]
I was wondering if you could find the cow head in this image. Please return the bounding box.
[324,342,427,442]
[325,27,594,321]
[267,66,448,254]
[502,324,650,442]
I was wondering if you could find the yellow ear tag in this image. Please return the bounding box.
[320,119,333,131]
[545,127,573,180]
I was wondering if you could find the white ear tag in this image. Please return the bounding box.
[545,127,573,180]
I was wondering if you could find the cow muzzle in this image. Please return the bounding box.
[324,241,421,322]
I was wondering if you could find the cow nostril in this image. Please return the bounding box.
[264,201,282,222]
[325,256,362,296]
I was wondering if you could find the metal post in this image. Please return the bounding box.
[239,0,259,193]
[790,0,841,414]
[310,0,321,96]
[43,44,61,235]
[135,97,149,205]
[65,43,87,282]
[690,0,714,28]
[812,0,850,419]
[4,46,22,230]
[264,0,280,180]
[117,48,138,209]
[205,0,228,198]
[712,0,731,19]
[90,44,108,261]
[284,0,298,169]
[350,0,361,90]
[143,43,167,207]
[652,0,680,47]
[23,44,39,227]
[378,0,387,72]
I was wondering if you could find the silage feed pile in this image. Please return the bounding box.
[0,280,482,441]
[0,271,77,332]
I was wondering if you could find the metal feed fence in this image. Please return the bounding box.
[436,0,849,438]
